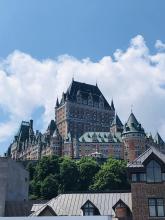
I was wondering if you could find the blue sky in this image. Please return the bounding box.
[0,0,165,154]
[0,0,165,60]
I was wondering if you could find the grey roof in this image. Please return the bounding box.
[154,132,164,145]
[79,132,122,143]
[111,114,123,127]
[127,146,165,168]
[123,113,144,134]
[60,80,111,110]
[31,192,132,217]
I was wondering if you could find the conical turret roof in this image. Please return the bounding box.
[123,112,144,134]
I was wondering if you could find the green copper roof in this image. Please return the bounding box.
[79,132,122,143]
[123,113,145,134]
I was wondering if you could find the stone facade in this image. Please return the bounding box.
[7,80,165,162]
[55,80,115,139]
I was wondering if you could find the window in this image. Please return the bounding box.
[146,160,162,183]
[131,173,146,182]
[148,198,165,217]
[82,201,100,216]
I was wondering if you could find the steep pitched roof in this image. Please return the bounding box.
[31,192,132,217]
[63,80,111,110]
[111,100,115,110]
[127,146,165,168]
[123,113,144,134]
[111,114,123,127]
[155,132,164,145]
[16,121,31,142]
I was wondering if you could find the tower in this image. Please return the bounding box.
[122,112,146,162]
[55,80,115,140]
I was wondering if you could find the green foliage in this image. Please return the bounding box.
[40,174,59,199]
[90,158,129,191]
[77,157,100,191]
[59,157,79,193]
[35,155,60,181]
[26,162,36,180]
[27,156,130,200]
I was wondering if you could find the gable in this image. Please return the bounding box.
[38,205,56,216]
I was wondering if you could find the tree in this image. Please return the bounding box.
[90,158,130,191]
[77,157,100,191]
[35,155,60,181]
[26,161,36,180]
[59,157,79,193]
[40,174,59,199]
[29,179,42,199]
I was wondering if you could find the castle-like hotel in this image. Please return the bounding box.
[7,80,165,162]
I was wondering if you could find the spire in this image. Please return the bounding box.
[56,97,59,108]
[111,99,115,110]
[115,114,123,127]
[123,112,145,134]
[155,132,164,145]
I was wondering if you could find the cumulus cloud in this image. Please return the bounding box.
[1,35,165,153]
[155,40,165,51]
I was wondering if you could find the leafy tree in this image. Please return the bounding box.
[40,174,59,199]
[77,157,100,191]
[90,158,130,191]
[29,179,41,198]
[26,161,36,180]
[59,157,79,193]
[35,155,60,181]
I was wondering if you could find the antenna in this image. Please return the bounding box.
[131,104,133,113]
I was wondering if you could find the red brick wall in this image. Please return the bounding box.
[131,182,165,220]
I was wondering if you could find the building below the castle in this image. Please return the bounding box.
[31,147,165,220]
[7,80,165,162]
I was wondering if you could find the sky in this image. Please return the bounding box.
[0,0,165,154]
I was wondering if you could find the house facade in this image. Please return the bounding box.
[31,147,165,220]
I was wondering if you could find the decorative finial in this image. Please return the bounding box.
[96,79,98,87]
[72,74,74,82]
[131,104,133,113]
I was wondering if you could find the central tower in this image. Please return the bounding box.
[55,80,115,140]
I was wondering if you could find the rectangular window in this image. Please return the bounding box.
[148,198,165,217]
[132,174,137,182]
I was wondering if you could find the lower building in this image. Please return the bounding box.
[0,157,29,216]
[31,146,165,220]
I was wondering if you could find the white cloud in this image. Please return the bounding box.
[155,40,165,51]
[1,35,165,153]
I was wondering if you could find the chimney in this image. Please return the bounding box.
[30,119,33,129]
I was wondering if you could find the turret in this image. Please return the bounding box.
[122,112,146,162]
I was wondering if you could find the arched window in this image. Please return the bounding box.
[146,160,162,183]
[81,200,100,216]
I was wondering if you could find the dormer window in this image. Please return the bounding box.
[81,200,100,216]
[88,93,93,106]
[146,160,162,183]
[76,90,82,104]
[99,95,104,109]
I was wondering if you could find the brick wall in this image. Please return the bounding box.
[131,182,165,220]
